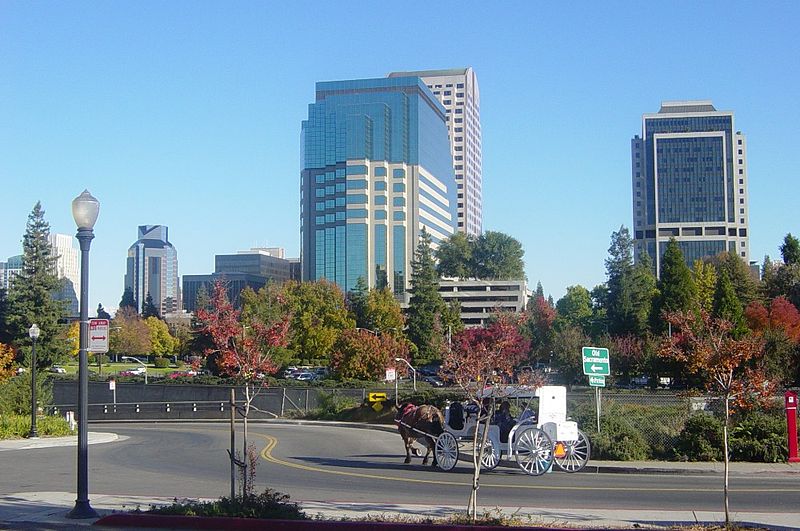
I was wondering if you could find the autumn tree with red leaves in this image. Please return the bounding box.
[441,312,534,522]
[330,329,409,380]
[659,310,773,526]
[196,280,289,496]
[745,296,800,384]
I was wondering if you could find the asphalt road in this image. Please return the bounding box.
[1,421,798,516]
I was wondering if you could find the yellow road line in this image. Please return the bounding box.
[255,432,800,493]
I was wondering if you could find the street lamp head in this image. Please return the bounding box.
[71,190,100,230]
[29,324,40,340]
[394,357,402,362]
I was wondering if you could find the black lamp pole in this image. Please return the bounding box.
[28,324,40,438]
[68,190,99,520]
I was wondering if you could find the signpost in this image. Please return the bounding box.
[588,375,605,387]
[582,347,610,376]
[583,347,611,433]
[88,319,109,354]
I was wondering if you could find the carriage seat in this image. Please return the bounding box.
[448,402,465,431]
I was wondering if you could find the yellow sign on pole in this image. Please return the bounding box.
[368,392,388,403]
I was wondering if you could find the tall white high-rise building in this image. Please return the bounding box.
[632,101,749,275]
[388,68,483,236]
[48,233,80,317]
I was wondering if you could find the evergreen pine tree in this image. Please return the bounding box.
[407,228,446,364]
[655,239,697,328]
[713,271,746,337]
[713,252,758,309]
[627,252,658,335]
[347,276,369,328]
[0,288,9,344]
[96,303,111,320]
[6,202,68,368]
[119,287,137,311]
[604,226,635,334]
[534,281,545,300]
[780,233,800,265]
[142,292,160,319]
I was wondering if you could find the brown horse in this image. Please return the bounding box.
[395,403,445,466]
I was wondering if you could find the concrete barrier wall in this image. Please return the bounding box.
[50,381,366,420]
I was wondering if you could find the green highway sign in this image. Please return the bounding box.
[582,346,610,376]
[588,375,606,387]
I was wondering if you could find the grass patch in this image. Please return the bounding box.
[0,414,75,439]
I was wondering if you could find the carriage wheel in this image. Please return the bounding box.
[479,436,500,471]
[513,427,554,476]
[553,430,591,473]
[435,432,459,471]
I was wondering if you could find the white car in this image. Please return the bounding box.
[48,366,67,374]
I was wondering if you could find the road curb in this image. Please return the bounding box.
[93,513,589,530]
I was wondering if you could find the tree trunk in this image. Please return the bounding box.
[723,395,730,527]
[467,403,492,523]
[242,383,251,497]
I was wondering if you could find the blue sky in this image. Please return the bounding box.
[1,1,798,312]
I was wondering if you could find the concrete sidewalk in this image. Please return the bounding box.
[2,491,800,530]
[0,432,120,452]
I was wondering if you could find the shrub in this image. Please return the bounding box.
[307,391,360,419]
[0,373,53,416]
[149,489,306,520]
[0,414,74,439]
[586,415,650,460]
[730,410,787,463]
[674,413,724,461]
[153,357,170,368]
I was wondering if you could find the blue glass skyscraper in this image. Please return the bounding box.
[632,101,749,275]
[300,76,457,294]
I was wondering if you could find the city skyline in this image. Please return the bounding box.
[1,2,798,312]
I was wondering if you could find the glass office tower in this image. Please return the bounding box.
[632,101,749,276]
[388,68,482,236]
[300,76,457,294]
[124,225,181,314]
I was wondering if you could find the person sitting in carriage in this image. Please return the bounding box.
[492,400,515,443]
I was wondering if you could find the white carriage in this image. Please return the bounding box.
[434,385,591,475]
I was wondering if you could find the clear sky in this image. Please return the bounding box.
[1,1,798,313]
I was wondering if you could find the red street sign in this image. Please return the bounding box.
[88,319,110,353]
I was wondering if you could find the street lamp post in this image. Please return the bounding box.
[28,324,40,438]
[68,190,99,520]
[395,357,417,392]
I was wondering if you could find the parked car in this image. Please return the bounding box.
[48,366,67,374]
[282,367,299,378]
[423,375,444,387]
[120,366,146,376]
[294,371,316,382]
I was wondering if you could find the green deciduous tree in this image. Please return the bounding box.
[407,229,447,364]
[435,232,474,280]
[555,285,593,334]
[471,231,525,280]
[363,288,405,336]
[693,259,718,313]
[6,202,68,368]
[146,316,177,356]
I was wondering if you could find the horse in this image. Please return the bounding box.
[395,403,445,466]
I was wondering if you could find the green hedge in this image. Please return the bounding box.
[0,414,75,439]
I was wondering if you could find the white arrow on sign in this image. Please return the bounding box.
[591,364,605,372]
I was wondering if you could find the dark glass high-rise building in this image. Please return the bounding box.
[124,225,180,314]
[632,101,749,275]
[300,76,457,294]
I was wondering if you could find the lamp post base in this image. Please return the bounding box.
[67,500,99,519]
[27,431,39,439]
